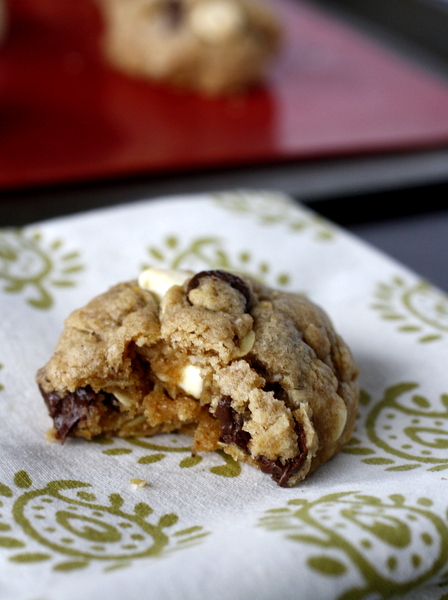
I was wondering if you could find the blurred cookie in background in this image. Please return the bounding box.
[98,0,282,95]
[0,0,7,44]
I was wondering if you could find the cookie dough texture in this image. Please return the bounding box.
[98,0,282,95]
[37,269,359,487]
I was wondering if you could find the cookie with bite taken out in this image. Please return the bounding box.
[37,268,359,487]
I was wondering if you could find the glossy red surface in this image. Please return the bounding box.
[1,0,448,188]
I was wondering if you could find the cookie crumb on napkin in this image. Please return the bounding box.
[130,478,148,489]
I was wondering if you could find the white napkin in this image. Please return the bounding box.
[1,190,447,600]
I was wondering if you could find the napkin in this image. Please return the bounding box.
[0,190,447,600]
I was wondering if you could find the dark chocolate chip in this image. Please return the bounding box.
[250,358,269,380]
[187,270,253,312]
[214,396,251,452]
[165,0,183,27]
[263,381,289,403]
[39,386,118,443]
[256,423,307,487]
[40,386,94,442]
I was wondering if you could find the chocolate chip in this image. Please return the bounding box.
[263,381,289,403]
[256,423,307,487]
[214,396,251,451]
[39,386,118,443]
[165,0,183,27]
[187,270,253,312]
[250,358,269,379]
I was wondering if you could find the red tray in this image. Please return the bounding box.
[2,0,448,189]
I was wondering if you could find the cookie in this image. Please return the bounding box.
[0,0,7,45]
[98,0,282,95]
[36,268,359,487]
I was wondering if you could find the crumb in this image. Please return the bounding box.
[45,427,58,442]
[130,478,148,490]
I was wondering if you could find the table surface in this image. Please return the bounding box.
[2,174,447,293]
[339,203,448,294]
[1,0,447,294]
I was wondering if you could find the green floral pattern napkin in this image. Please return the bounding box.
[1,191,447,600]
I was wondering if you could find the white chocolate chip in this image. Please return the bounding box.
[138,268,193,302]
[130,478,147,490]
[178,364,203,399]
[189,0,245,44]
